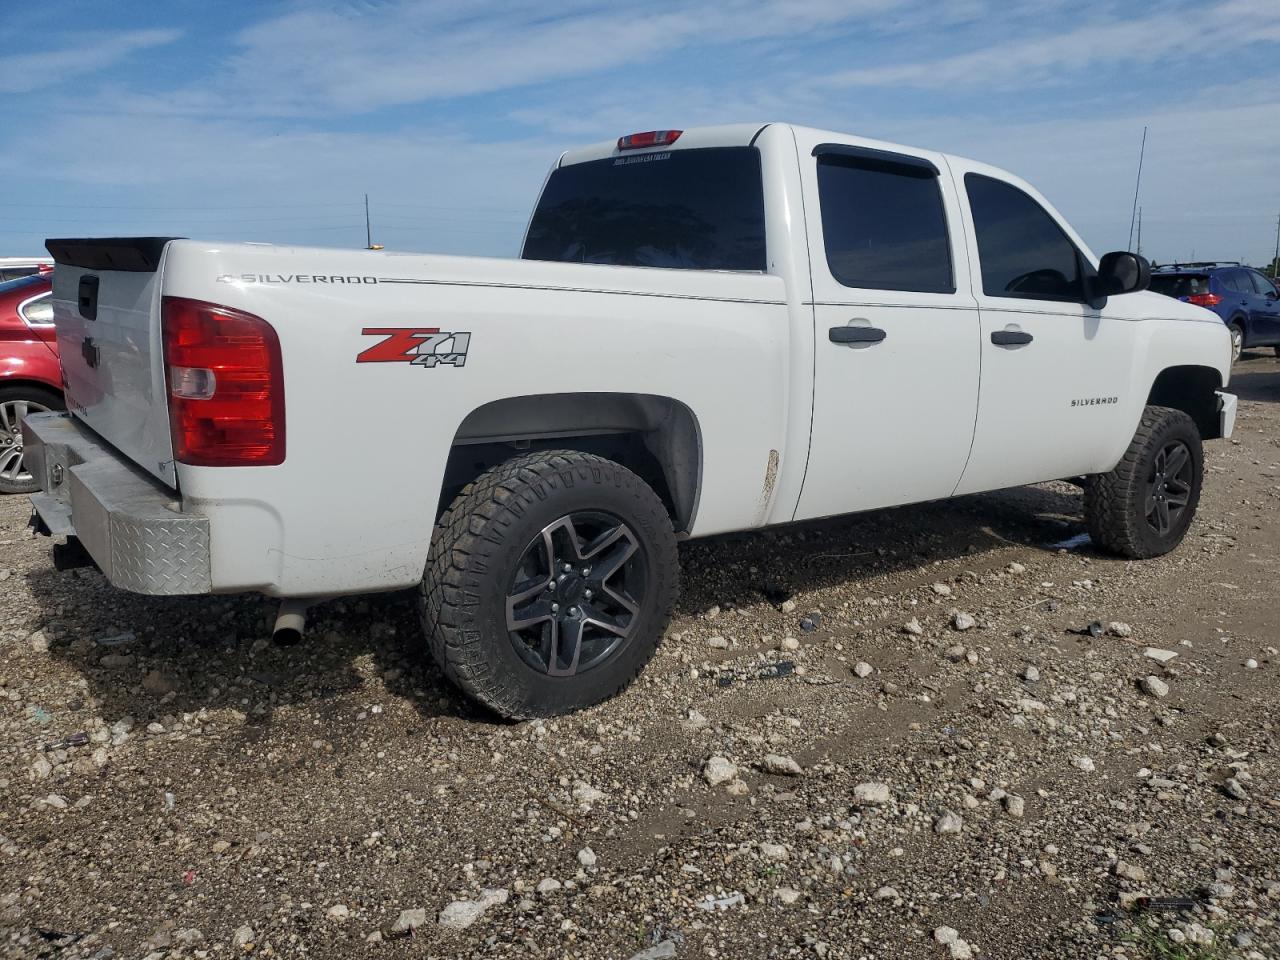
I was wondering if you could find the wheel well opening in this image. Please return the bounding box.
[440,393,702,534]
[1146,365,1222,440]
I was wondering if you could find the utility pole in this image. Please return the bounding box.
[1272,211,1279,278]
[1127,126,1147,251]
[365,193,372,249]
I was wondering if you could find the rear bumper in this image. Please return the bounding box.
[23,412,211,595]
[1217,390,1237,440]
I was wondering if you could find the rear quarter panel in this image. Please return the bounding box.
[161,242,790,596]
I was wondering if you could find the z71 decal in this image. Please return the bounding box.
[357,327,471,368]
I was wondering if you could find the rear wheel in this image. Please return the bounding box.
[0,385,63,495]
[1228,321,1244,362]
[421,450,678,719]
[1084,406,1202,559]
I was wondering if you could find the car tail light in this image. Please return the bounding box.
[1186,293,1221,307]
[617,130,682,150]
[161,296,284,466]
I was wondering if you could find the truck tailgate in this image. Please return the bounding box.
[45,238,180,488]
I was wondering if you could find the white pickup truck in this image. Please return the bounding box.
[25,122,1235,719]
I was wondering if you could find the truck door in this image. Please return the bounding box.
[792,136,981,521]
[949,163,1137,494]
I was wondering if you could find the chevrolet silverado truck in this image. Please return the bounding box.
[24,123,1236,719]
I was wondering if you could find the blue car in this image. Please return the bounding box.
[1149,262,1280,361]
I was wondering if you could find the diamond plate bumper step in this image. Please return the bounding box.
[22,412,211,595]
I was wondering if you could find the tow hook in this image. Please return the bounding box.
[272,598,313,646]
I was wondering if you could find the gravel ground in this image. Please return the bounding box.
[3,354,1279,960]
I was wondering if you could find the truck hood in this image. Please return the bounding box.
[1124,290,1223,324]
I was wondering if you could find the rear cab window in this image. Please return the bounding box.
[814,147,954,294]
[522,147,766,271]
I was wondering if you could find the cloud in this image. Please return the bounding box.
[214,0,914,115]
[0,28,181,94]
[824,0,1280,90]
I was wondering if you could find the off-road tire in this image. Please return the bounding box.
[421,450,678,719]
[0,384,63,495]
[1084,405,1202,559]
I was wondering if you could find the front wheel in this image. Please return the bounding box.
[1084,406,1203,559]
[421,450,678,719]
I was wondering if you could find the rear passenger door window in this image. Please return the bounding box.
[964,173,1084,303]
[816,153,953,293]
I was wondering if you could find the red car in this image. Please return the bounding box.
[0,273,63,493]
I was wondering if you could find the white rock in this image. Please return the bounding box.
[759,841,790,861]
[1006,562,1026,574]
[780,599,797,613]
[391,908,427,933]
[774,886,801,904]
[934,926,959,945]
[1244,659,1259,670]
[1022,665,1040,682]
[854,782,891,805]
[1224,778,1248,801]
[706,636,729,649]
[853,661,874,678]
[628,943,678,960]
[1139,675,1169,698]
[779,636,800,651]
[326,904,351,921]
[1003,795,1026,818]
[703,756,738,787]
[951,612,976,631]
[934,810,964,834]
[232,925,255,948]
[437,888,508,930]
[30,756,53,780]
[1107,621,1132,638]
[695,891,745,912]
[902,618,924,636]
[577,847,597,868]
[931,583,953,597]
[762,753,803,776]
[1073,757,1096,773]
[536,878,562,894]
[571,783,605,805]
[1144,648,1178,664]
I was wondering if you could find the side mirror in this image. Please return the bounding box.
[1097,251,1151,295]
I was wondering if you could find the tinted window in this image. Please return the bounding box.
[1248,271,1277,296]
[20,293,53,324]
[816,155,953,293]
[1221,270,1250,293]
[1149,274,1210,299]
[522,147,765,271]
[965,174,1084,302]
[0,274,48,295]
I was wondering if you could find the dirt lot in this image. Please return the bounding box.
[2,355,1278,960]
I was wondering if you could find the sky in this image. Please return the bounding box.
[3,0,1279,267]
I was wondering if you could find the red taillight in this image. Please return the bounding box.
[617,129,682,151]
[161,296,284,466]
[1187,293,1221,307]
